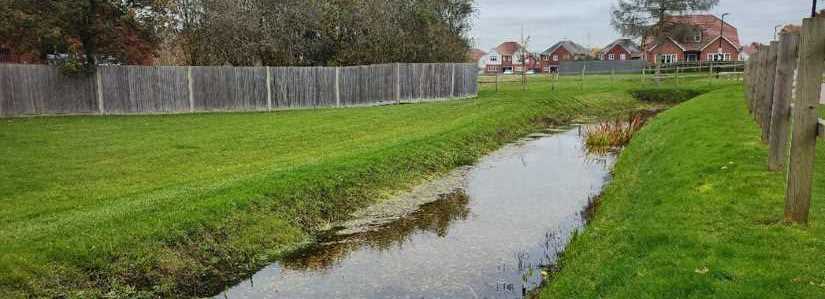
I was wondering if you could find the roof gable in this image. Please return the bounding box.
[542,40,589,56]
[644,14,741,51]
[495,42,522,56]
[600,38,641,56]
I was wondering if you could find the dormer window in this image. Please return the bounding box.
[693,31,702,42]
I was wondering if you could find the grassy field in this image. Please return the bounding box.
[541,86,825,298]
[1,74,722,297]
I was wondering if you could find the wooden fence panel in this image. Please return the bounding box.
[192,66,268,111]
[100,66,189,114]
[0,64,97,116]
[271,67,336,108]
[0,63,477,117]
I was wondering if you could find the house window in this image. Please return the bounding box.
[686,54,698,62]
[0,48,10,62]
[708,53,731,62]
[608,53,615,60]
[659,54,677,64]
[693,32,702,42]
[552,55,559,61]
[503,56,511,62]
[490,56,498,62]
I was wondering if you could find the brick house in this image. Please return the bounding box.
[643,14,741,64]
[0,44,40,64]
[482,42,540,74]
[599,38,642,61]
[481,49,501,73]
[539,40,590,73]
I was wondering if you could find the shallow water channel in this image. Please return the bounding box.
[216,127,615,298]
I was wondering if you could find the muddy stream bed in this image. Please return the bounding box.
[216,126,616,298]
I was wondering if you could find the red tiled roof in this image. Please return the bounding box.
[741,42,762,56]
[496,42,522,56]
[644,14,741,52]
[468,48,487,62]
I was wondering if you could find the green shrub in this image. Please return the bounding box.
[630,88,704,103]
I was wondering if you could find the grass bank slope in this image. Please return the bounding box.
[0,75,691,297]
[542,86,825,298]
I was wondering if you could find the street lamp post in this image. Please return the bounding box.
[813,0,817,17]
[719,13,730,61]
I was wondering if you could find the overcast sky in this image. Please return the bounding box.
[470,0,816,52]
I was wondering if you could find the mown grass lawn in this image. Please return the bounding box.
[542,86,825,298]
[1,75,725,297]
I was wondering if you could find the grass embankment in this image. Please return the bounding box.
[542,86,825,298]
[0,75,704,297]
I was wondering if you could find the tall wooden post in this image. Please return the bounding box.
[266,66,273,111]
[785,16,825,224]
[96,67,105,114]
[495,71,499,92]
[675,66,680,86]
[761,42,780,144]
[450,63,456,98]
[395,63,401,104]
[768,32,801,171]
[335,66,341,107]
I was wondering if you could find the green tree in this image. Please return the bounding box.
[611,0,719,43]
[0,0,158,70]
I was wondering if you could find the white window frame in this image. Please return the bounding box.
[659,54,677,64]
[490,56,498,62]
[552,55,559,61]
[608,53,615,60]
[693,32,702,42]
[707,53,731,62]
[620,53,626,60]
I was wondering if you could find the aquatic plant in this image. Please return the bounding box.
[584,113,647,152]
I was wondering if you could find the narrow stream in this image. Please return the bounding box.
[216,126,615,298]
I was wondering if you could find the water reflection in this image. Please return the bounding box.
[217,127,615,299]
[280,191,471,272]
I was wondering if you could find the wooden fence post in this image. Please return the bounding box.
[785,16,825,224]
[754,51,766,124]
[188,66,196,112]
[744,55,752,110]
[655,63,661,85]
[335,66,340,107]
[676,66,680,85]
[495,70,499,92]
[641,65,646,84]
[96,68,105,114]
[266,66,273,111]
[451,63,456,98]
[760,42,780,144]
[768,32,801,171]
[396,63,401,104]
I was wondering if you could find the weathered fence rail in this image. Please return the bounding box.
[744,16,824,224]
[0,63,478,117]
[559,60,645,75]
